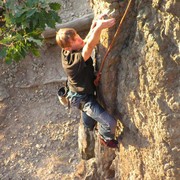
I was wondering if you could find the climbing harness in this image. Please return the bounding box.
[94,0,133,86]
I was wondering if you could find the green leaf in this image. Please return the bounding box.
[28,29,42,37]
[5,56,12,64]
[5,0,16,11]
[32,11,46,29]
[15,12,27,25]
[13,53,21,61]
[52,11,61,23]
[0,47,7,59]
[45,13,55,28]
[26,8,36,18]
[27,37,42,46]
[15,9,26,18]
[26,0,38,7]
[0,37,10,44]
[15,33,23,41]
[4,13,13,25]
[31,48,40,57]
[49,3,61,11]
[19,45,27,58]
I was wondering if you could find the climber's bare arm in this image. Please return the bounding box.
[82,18,115,61]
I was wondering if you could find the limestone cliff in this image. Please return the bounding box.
[78,0,179,179]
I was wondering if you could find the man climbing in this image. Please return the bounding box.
[56,14,118,148]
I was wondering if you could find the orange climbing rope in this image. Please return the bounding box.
[94,0,133,86]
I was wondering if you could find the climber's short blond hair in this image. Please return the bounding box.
[56,28,77,48]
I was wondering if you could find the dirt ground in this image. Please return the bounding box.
[0,1,92,179]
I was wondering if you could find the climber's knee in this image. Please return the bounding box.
[97,111,117,134]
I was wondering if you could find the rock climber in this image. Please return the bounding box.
[56,14,118,148]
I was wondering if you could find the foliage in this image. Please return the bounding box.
[0,0,61,64]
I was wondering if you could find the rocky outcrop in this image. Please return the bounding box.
[79,0,179,179]
[78,116,95,160]
[42,14,94,39]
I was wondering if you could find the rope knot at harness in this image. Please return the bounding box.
[94,72,101,87]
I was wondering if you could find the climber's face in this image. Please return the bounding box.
[64,34,85,51]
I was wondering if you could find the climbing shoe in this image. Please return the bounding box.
[99,136,118,148]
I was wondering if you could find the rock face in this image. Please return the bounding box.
[84,0,180,179]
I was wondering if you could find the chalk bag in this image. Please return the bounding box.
[57,86,69,106]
